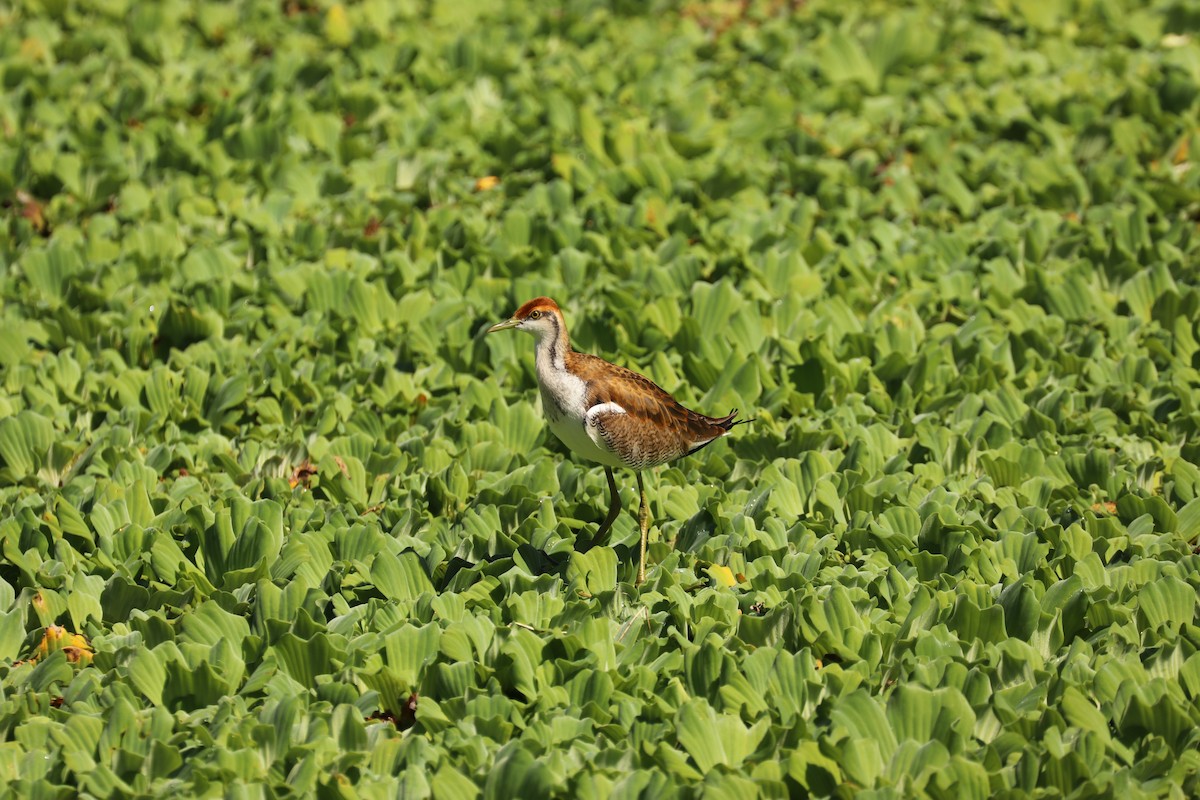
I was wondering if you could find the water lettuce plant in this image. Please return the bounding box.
[1,0,1198,796]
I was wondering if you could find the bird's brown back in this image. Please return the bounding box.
[567,351,734,467]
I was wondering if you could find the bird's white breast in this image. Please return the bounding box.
[536,362,625,468]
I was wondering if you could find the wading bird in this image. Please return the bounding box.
[487,297,750,584]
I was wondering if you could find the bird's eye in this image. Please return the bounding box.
[529,311,541,320]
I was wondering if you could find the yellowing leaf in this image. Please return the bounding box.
[708,564,738,588]
[33,625,94,666]
[324,4,353,47]
[19,38,48,62]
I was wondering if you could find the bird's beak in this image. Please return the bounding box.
[486,318,520,334]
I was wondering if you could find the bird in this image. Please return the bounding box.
[487,296,751,584]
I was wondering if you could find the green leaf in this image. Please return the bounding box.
[1177,498,1200,542]
[66,573,104,629]
[566,548,617,596]
[831,690,897,760]
[382,623,441,680]
[675,699,769,772]
[129,646,168,706]
[275,632,341,688]
[818,29,879,91]
[0,610,24,661]
[886,685,975,748]
[484,744,556,800]
[1138,576,1196,631]
[20,241,84,307]
[0,411,54,481]
[157,302,224,351]
[372,551,435,602]
[28,650,74,692]
[432,766,480,800]
[180,599,251,650]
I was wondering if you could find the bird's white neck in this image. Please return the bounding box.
[531,310,584,421]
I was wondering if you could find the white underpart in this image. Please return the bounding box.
[688,430,726,454]
[526,322,626,468]
[541,375,625,468]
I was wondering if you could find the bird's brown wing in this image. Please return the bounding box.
[568,352,731,469]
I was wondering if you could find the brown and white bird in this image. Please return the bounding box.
[487,296,750,584]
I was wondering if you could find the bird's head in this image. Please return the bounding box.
[487,296,565,344]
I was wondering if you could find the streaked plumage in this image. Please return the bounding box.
[487,296,750,583]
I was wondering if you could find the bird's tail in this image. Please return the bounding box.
[711,408,755,431]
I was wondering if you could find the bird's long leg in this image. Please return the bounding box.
[636,471,649,585]
[585,466,622,550]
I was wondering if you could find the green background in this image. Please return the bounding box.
[2,0,1199,797]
